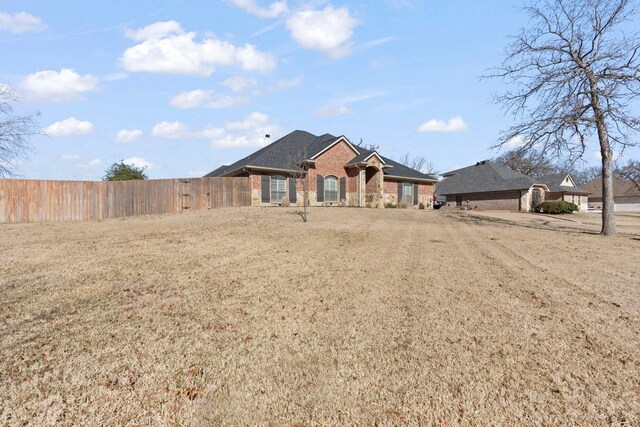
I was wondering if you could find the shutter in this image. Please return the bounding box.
[317,175,324,202]
[397,182,402,202]
[339,177,346,202]
[261,175,270,203]
[289,176,297,203]
[414,183,419,205]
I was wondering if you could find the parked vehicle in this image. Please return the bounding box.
[433,194,447,209]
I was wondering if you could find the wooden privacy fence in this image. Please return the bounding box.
[0,177,251,224]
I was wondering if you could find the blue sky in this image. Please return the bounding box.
[1,0,637,180]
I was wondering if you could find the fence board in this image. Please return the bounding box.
[0,177,251,224]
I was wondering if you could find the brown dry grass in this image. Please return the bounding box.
[1,207,639,426]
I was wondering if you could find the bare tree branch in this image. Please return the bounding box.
[0,84,38,177]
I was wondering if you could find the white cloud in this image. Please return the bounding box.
[252,76,302,96]
[123,157,158,170]
[228,0,288,18]
[116,129,143,143]
[0,11,47,34]
[170,89,249,109]
[417,116,468,133]
[506,135,526,148]
[212,112,280,148]
[43,117,94,136]
[273,76,302,91]
[151,121,191,139]
[226,111,269,130]
[59,154,82,161]
[77,158,101,168]
[312,89,383,116]
[151,121,225,140]
[360,36,399,49]
[21,69,99,103]
[314,104,352,116]
[120,21,276,76]
[150,112,279,149]
[222,76,257,92]
[124,20,183,41]
[286,6,358,58]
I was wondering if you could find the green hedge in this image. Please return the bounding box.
[535,201,578,214]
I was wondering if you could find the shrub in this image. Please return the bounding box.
[385,202,397,208]
[398,201,408,209]
[535,201,578,214]
[280,198,290,207]
[418,202,425,210]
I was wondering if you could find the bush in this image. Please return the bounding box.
[535,201,578,214]
[385,202,397,208]
[280,198,290,207]
[418,202,425,210]
[103,161,147,181]
[398,201,408,209]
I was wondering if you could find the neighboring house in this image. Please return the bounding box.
[539,173,590,211]
[204,130,437,207]
[436,160,589,211]
[580,176,640,212]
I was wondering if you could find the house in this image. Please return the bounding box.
[204,130,437,207]
[436,160,589,211]
[580,176,640,211]
[539,173,590,211]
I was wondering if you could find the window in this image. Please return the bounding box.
[402,182,412,204]
[325,176,338,202]
[270,175,286,202]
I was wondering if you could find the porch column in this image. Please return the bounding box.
[358,167,366,207]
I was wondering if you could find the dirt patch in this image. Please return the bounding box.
[1,207,639,425]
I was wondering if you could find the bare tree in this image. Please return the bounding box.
[359,139,380,152]
[288,148,311,222]
[568,164,602,185]
[617,159,640,193]
[490,0,640,236]
[494,148,558,177]
[399,153,439,175]
[0,84,37,177]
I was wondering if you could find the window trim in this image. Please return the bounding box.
[270,175,287,203]
[324,175,339,203]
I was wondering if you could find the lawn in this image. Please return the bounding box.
[1,208,639,425]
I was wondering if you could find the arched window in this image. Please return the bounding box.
[325,176,338,202]
[402,182,412,204]
[270,175,286,202]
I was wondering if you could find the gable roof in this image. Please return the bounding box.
[205,130,324,176]
[205,130,437,181]
[580,175,640,198]
[539,173,590,194]
[437,161,545,195]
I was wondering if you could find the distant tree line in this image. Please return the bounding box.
[493,148,638,187]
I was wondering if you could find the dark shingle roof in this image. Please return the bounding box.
[437,161,541,195]
[204,130,437,181]
[539,173,590,194]
[348,147,437,181]
[205,130,325,176]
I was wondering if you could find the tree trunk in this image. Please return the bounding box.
[589,77,617,236]
[600,148,616,235]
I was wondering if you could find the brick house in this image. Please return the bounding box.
[204,130,437,207]
[436,160,589,211]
